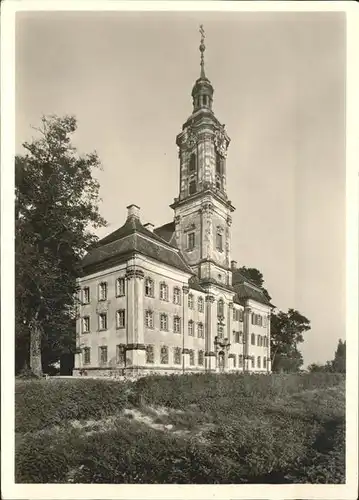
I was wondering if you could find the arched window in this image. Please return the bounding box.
[160,282,168,301]
[257,356,261,369]
[189,153,196,173]
[217,299,224,317]
[251,333,255,345]
[145,278,154,297]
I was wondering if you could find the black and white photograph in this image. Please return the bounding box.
[1,1,358,499]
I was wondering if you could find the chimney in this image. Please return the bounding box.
[127,204,140,219]
[144,223,154,232]
[231,260,237,270]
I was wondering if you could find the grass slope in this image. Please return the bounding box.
[15,373,345,484]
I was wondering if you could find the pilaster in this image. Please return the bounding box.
[125,267,145,368]
[227,301,233,343]
[182,285,189,372]
[243,305,252,372]
[205,294,216,371]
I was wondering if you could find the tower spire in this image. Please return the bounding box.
[199,24,206,78]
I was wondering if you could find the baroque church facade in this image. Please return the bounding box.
[74,29,273,377]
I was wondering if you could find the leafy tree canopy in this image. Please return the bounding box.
[270,309,311,372]
[16,115,106,374]
[238,266,272,301]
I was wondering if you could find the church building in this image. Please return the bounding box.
[74,28,273,377]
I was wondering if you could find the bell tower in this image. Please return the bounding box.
[170,26,235,288]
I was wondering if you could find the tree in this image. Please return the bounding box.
[331,339,346,373]
[15,115,106,375]
[238,266,271,301]
[270,308,311,372]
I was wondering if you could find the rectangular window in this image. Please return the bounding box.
[116,309,126,329]
[145,278,154,297]
[174,316,181,334]
[251,313,255,324]
[233,356,236,368]
[188,294,194,309]
[198,350,204,366]
[217,325,224,339]
[116,344,126,365]
[99,282,107,301]
[189,350,195,366]
[160,283,168,301]
[99,346,108,364]
[160,314,168,331]
[83,287,90,304]
[189,180,196,195]
[233,331,239,343]
[145,310,154,328]
[116,278,125,297]
[99,313,107,331]
[251,356,255,368]
[238,354,243,367]
[83,347,91,365]
[174,347,182,365]
[188,320,194,336]
[197,323,204,338]
[173,287,181,305]
[188,232,195,250]
[160,346,169,364]
[146,345,154,364]
[216,233,223,251]
[239,309,244,322]
[82,316,90,333]
[257,356,261,369]
[239,331,243,344]
[198,297,204,313]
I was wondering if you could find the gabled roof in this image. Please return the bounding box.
[82,216,193,276]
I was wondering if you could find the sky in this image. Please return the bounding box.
[15,10,346,367]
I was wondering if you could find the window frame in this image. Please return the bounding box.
[188,320,194,336]
[198,296,204,313]
[82,316,90,334]
[82,287,90,304]
[160,345,169,364]
[116,344,126,365]
[173,287,181,305]
[173,315,181,334]
[115,277,125,297]
[146,345,155,364]
[116,309,126,329]
[197,322,204,338]
[160,282,169,301]
[83,347,91,365]
[174,347,182,365]
[145,278,155,298]
[98,312,107,331]
[188,232,195,251]
[98,282,107,301]
[160,313,168,332]
[145,309,154,329]
[99,345,108,364]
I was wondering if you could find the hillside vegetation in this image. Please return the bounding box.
[15,373,345,484]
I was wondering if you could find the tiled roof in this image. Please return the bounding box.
[82,217,193,275]
[154,221,177,247]
[189,276,206,293]
[232,269,273,307]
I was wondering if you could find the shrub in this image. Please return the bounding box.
[15,378,132,433]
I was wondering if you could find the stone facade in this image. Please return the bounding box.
[74,35,272,378]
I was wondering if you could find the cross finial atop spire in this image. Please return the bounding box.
[199,24,206,78]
